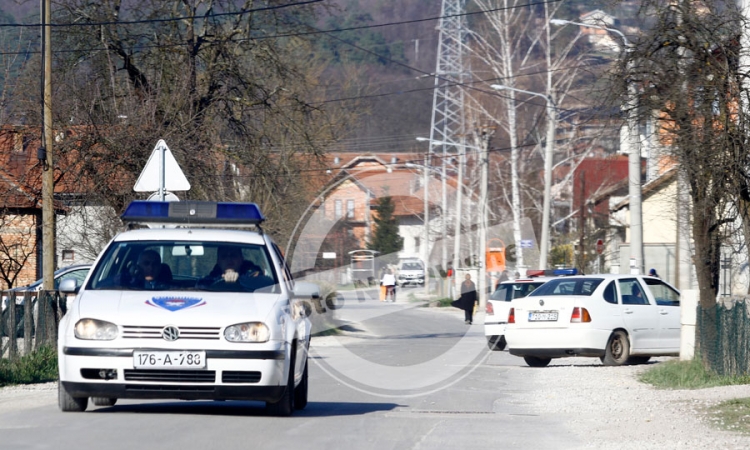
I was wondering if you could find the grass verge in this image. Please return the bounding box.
[638,358,750,390]
[432,297,454,307]
[0,346,58,387]
[639,358,750,435]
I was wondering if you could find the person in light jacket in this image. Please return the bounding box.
[381,268,397,302]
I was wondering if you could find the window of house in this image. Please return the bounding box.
[415,237,420,253]
[334,199,342,220]
[62,250,75,261]
[346,200,354,219]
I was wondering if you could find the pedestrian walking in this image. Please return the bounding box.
[452,274,478,324]
[381,268,397,302]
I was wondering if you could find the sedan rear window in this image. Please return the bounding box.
[528,278,603,297]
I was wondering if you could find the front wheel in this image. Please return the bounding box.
[267,353,295,416]
[58,382,88,412]
[627,356,651,365]
[601,330,630,366]
[294,359,308,410]
[523,356,551,367]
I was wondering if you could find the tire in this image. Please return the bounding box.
[523,356,552,367]
[487,336,506,351]
[91,397,118,407]
[601,330,630,366]
[266,351,295,416]
[294,359,308,410]
[627,356,651,365]
[58,382,88,412]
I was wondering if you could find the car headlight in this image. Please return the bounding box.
[74,319,118,340]
[224,322,270,343]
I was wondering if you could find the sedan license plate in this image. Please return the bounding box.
[528,311,558,322]
[133,350,206,369]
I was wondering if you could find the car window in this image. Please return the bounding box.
[603,281,617,304]
[401,263,422,270]
[618,279,649,305]
[55,268,90,289]
[643,278,680,306]
[529,278,603,297]
[490,282,543,301]
[87,240,279,293]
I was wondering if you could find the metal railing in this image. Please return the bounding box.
[1,290,67,360]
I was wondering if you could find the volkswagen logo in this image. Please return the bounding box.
[539,299,545,306]
[162,326,180,341]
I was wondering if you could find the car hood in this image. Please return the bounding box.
[75,290,284,327]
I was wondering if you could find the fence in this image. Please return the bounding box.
[0,290,67,360]
[697,297,750,376]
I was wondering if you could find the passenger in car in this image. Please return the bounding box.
[124,249,173,290]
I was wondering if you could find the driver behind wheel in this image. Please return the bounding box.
[196,246,272,291]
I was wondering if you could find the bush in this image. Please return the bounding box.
[0,346,58,387]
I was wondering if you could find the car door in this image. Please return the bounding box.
[617,278,660,351]
[643,278,681,351]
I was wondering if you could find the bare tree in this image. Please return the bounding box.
[6,0,350,245]
[613,0,749,358]
[465,0,597,269]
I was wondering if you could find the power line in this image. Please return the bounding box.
[0,0,559,55]
[195,137,572,179]
[0,0,323,28]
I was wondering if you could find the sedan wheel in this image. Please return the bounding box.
[487,336,506,351]
[523,356,552,367]
[601,330,630,366]
[58,383,88,412]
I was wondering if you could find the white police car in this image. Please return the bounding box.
[57,201,317,416]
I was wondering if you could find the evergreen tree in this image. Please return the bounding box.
[367,196,403,264]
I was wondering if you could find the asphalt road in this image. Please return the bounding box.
[0,289,581,450]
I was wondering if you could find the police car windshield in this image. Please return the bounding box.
[87,240,279,293]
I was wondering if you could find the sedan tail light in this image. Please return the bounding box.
[570,307,591,323]
[486,302,494,316]
[508,307,515,324]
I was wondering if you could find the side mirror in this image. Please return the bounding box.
[293,281,320,299]
[59,278,80,294]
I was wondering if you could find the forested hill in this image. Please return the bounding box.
[0,0,636,154]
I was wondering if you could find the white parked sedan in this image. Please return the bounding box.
[57,201,316,416]
[484,269,579,351]
[505,274,680,367]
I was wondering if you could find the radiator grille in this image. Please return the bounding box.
[122,325,221,340]
[124,369,216,383]
[222,371,262,383]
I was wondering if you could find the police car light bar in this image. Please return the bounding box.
[122,201,265,225]
[526,268,578,277]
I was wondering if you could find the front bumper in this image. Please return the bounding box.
[397,278,424,286]
[59,346,288,402]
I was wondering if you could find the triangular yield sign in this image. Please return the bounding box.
[133,139,191,192]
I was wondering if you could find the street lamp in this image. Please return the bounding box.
[550,19,643,274]
[491,84,556,270]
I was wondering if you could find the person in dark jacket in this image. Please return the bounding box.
[452,273,478,324]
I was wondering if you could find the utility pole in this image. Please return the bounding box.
[41,0,55,290]
[478,128,493,308]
